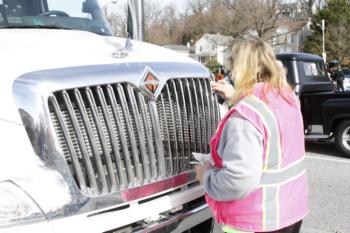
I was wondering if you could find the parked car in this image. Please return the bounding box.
[342,68,350,91]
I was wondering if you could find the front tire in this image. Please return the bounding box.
[335,120,350,158]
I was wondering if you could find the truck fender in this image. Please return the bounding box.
[321,98,350,134]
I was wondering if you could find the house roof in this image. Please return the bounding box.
[163,44,195,53]
[278,20,310,33]
[198,33,234,46]
[196,51,216,57]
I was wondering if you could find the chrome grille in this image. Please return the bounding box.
[156,79,219,175]
[49,79,219,196]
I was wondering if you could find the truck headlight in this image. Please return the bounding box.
[0,181,45,228]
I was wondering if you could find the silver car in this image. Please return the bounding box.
[343,69,350,91]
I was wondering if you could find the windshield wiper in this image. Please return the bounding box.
[0,25,72,30]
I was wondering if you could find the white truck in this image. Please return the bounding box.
[0,0,220,232]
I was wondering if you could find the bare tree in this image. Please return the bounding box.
[102,1,184,45]
[186,0,213,13]
[182,1,242,41]
[300,0,326,17]
[144,2,185,45]
[301,0,316,17]
[325,11,350,63]
[143,1,164,35]
[182,0,285,41]
[103,3,127,37]
[219,0,283,39]
[163,5,184,44]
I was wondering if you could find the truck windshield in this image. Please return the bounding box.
[0,0,112,35]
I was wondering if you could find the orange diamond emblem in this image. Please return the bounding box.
[143,72,159,94]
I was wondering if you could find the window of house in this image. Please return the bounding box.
[272,37,277,45]
[278,35,285,44]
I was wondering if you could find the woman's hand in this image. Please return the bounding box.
[211,80,235,100]
[195,161,213,184]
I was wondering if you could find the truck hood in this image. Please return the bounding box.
[0,29,199,124]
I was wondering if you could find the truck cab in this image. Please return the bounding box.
[277,53,350,157]
[0,0,219,232]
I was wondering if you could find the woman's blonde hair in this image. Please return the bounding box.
[229,38,292,104]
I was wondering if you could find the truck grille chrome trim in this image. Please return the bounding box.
[49,79,218,196]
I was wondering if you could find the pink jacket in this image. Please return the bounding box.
[206,84,308,232]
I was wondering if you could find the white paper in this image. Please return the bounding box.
[192,152,213,165]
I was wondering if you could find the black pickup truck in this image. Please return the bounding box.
[276,53,350,157]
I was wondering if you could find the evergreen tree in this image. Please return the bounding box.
[304,0,350,65]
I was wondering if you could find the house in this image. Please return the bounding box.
[268,20,312,54]
[194,33,234,65]
[280,1,308,20]
[280,1,323,20]
[163,44,196,60]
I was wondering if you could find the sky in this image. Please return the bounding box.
[98,0,188,13]
[158,0,187,11]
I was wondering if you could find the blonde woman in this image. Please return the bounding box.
[195,39,308,233]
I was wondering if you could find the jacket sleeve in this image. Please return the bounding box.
[203,112,264,201]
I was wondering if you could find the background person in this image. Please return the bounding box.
[329,60,345,91]
[196,39,308,233]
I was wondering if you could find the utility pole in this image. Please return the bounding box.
[321,19,326,63]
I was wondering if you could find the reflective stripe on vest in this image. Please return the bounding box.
[222,225,252,233]
[240,96,306,231]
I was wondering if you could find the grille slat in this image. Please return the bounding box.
[106,85,135,186]
[178,80,191,170]
[73,89,108,193]
[159,92,173,176]
[50,95,88,192]
[166,84,179,174]
[204,80,212,150]
[171,80,185,172]
[138,93,158,180]
[185,79,196,153]
[127,86,150,183]
[191,79,202,153]
[149,101,166,179]
[96,86,128,189]
[197,80,207,153]
[117,84,142,185]
[85,87,118,191]
[62,91,98,193]
[214,93,220,128]
[49,78,219,196]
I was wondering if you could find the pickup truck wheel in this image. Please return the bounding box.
[335,120,350,158]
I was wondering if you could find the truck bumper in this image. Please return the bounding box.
[0,221,55,233]
[133,203,212,233]
[1,185,214,233]
[1,202,213,233]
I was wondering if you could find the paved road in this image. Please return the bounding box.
[302,141,350,233]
